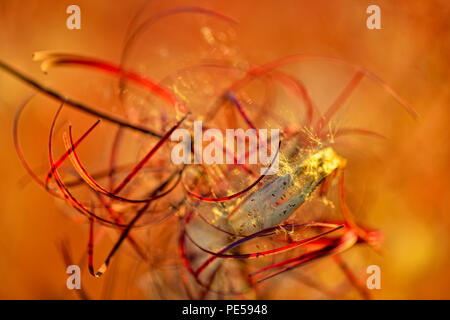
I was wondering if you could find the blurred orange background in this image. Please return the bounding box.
[0,0,449,299]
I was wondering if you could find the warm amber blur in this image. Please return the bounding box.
[0,0,449,299]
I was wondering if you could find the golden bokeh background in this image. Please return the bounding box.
[0,0,449,299]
